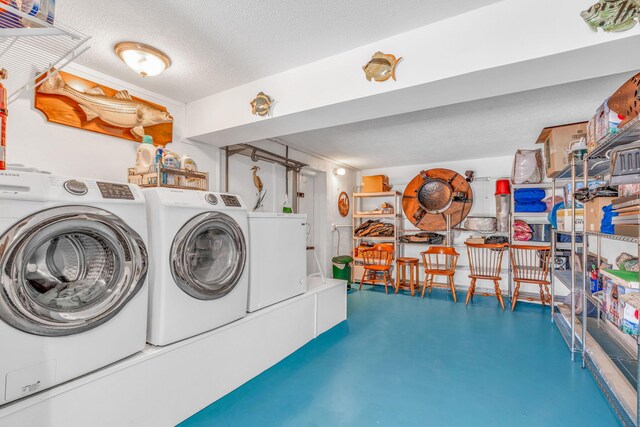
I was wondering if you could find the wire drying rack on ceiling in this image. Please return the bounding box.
[0,2,90,104]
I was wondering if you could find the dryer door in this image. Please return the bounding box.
[171,212,246,300]
[0,206,148,336]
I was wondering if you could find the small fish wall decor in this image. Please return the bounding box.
[35,70,173,145]
[581,0,640,32]
[363,52,402,82]
[250,92,273,116]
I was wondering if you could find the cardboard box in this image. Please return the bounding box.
[362,175,391,193]
[614,224,639,238]
[557,208,584,232]
[595,98,622,143]
[602,275,640,327]
[536,122,588,178]
[621,293,640,337]
[585,197,616,232]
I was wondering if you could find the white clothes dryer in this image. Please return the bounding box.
[143,188,249,346]
[0,171,148,405]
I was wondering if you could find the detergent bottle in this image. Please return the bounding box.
[179,154,197,186]
[282,194,293,213]
[135,135,155,174]
[0,69,7,171]
[162,151,180,185]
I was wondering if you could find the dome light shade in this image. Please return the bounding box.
[334,167,346,176]
[114,42,171,77]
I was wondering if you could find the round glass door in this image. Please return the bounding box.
[171,212,246,300]
[0,206,148,336]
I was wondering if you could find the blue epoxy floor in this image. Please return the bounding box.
[180,286,620,427]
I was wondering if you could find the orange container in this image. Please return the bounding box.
[362,175,391,193]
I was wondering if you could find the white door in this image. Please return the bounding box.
[297,173,316,274]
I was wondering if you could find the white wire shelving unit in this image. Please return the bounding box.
[550,116,640,427]
[0,3,90,104]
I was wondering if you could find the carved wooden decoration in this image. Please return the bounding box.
[250,92,273,116]
[35,70,174,145]
[338,191,350,217]
[362,52,402,82]
[402,168,473,231]
[581,1,640,32]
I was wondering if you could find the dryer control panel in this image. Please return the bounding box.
[97,182,134,200]
[221,194,241,207]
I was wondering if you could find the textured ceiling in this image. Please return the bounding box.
[276,72,635,170]
[58,0,500,102]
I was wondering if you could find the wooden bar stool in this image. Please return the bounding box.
[510,245,552,311]
[359,244,394,294]
[465,242,508,310]
[396,257,419,296]
[420,246,460,302]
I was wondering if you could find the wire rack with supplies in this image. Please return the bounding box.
[128,165,208,191]
[0,2,90,103]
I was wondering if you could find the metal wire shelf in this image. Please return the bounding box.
[585,231,639,244]
[0,3,90,103]
[589,115,640,159]
[553,116,640,180]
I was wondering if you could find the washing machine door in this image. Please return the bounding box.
[171,212,246,300]
[0,206,148,337]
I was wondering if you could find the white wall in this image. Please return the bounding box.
[7,63,221,188]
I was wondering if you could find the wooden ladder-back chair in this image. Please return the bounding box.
[360,244,394,294]
[420,246,460,302]
[510,245,552,311]
[465,243,508,310]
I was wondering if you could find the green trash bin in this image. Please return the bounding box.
[332,255,354,289]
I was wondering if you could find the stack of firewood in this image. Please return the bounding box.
[354,220,394,237]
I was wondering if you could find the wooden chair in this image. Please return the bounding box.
[359,244,394,294]
[420,246,459,302]
[465,243,508,310]
[510,245,552,311]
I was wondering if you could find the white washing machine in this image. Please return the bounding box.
[247,213,307,312]
[0,171,148,406]
[143,188,249,346]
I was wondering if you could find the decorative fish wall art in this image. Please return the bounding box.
[581,0,640,32]
[35,70,174,145]
[363,52,402,82]
[250,92,273,116]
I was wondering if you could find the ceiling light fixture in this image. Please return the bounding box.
[334,167,346,176]
[114,42,171,77]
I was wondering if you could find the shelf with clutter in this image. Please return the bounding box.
[514,72,640,427]
[127,135,208,191]
[351,184,402,286]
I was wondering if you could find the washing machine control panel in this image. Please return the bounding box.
[96,182,134,200]
[63,180,88,196]
[221,194,241,207]
[205,193,218,205]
